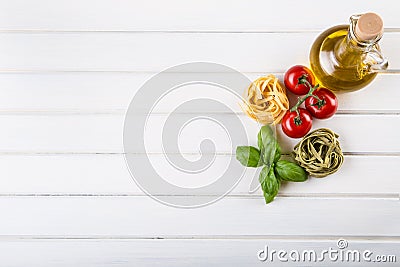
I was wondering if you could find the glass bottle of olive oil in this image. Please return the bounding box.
[310,13,388,92]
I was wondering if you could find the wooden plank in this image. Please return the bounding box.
[0,114,396,153]
[0,239,397,267]
[0,197,397,236]
[0,72,398,112]
[0,32,398,72]
[0,154,398,195]
[0,0,398,31]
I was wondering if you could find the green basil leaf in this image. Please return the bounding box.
[275,160,308,182]
[258,164,271,183]
[236,146,263,167]
[274,168,283,181]
[273,141,281,163]
[257,125,277,167]
[260,165,280,204]
[257,125,274,150]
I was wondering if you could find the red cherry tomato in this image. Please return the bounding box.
[281,108,313,138]
[284,65,315,95]
[305,88,338,119]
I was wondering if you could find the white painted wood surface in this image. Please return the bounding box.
[0,154,398,195]
[0,73,399,112]
[0,0,399,266]
[0,32,398,72]
[0,0,398,31]
[0,239,398,267]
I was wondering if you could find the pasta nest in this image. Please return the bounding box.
[293,128,344,178]
[242,74,289,125]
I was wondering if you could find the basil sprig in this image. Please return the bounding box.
[236,125,308,204]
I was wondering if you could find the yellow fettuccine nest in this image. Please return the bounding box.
[242,74,289,125]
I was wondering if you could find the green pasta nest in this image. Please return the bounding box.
[293,128,344,178]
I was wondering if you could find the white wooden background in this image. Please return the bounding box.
[0,0,399,266]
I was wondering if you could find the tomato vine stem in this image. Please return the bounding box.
[289,74,326,124]
[290,76,322,113]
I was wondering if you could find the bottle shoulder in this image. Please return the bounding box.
[315,25,348,42]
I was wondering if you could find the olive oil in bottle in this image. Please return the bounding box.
[310,13,388,92]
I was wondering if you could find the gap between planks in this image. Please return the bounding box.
[1,69,400,74]
[0,194,396,200]
[0,111,399,116]
[0,110,398,115]
[0,152,398,156]
[0,235,398,241]
[0,151,398,156]
[0,29,399,34]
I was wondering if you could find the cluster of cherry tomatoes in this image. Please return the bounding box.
[281,65,338,138]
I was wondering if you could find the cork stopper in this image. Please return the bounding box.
[355,13,383,41]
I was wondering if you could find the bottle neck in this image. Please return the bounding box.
[335,30,363,66]
[335,24,379,65]
[348,14,383,49]
[333,14,387,77]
